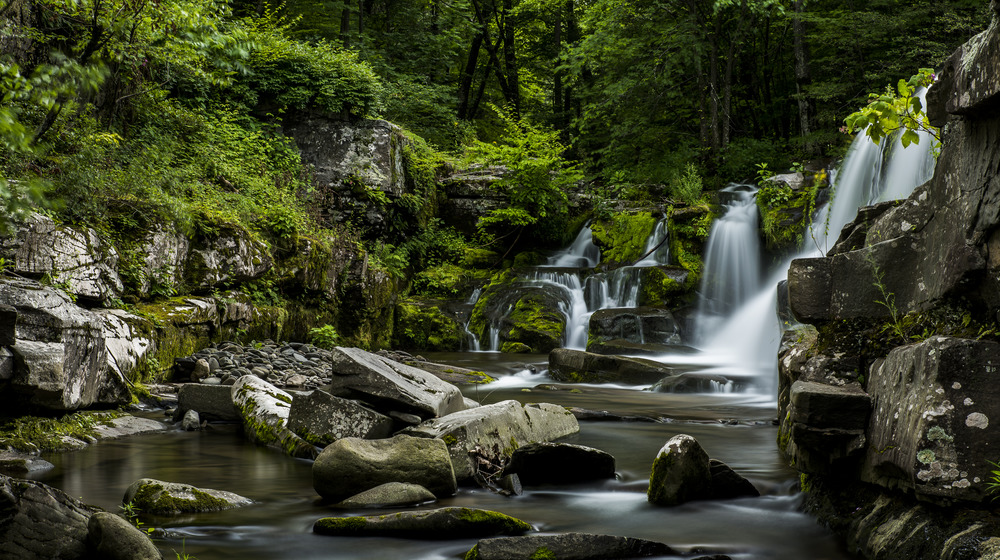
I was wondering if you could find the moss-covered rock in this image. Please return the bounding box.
[468,271,568,353]
[667,204,715,286]
[313,507,532,538]
[393,299,465,351]
[636,266,695,308]
[123,478,253,515]
[590,212,658,266]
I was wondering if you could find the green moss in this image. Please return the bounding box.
[530,547,557,560]
[464,544,481,560]
[505,294,565,353]
[454,508,532,533]
[799,473,813,493]
[513,251,544,267]
[667,204,715,286]
[413,264,489,298]
[392,299,464,352]
[442,434,459,446]
[313,516,369,535]
[500,341,532,353]
[757,183,821,251]
[590,212,658,265]
[637,267,695,308]
[0,411,123,453]
[131,483,235,515]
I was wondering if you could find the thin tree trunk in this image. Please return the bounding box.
[457,32,485,119]
[793,0,814,151]
[340,5,351,47]
[502,0,519,116]
[709,16,720,152]
[553,5,562,125]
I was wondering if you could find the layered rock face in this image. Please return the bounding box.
[780,5,1000,557]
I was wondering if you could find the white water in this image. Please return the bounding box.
[683,121,938,399]
[695,184,762,342]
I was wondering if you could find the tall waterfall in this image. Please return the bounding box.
[692,121,938,398]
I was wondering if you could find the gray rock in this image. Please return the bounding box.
[313,507,531,539]
[184,225,272,290]
[334,482,435,508]
[93,416,166,440]
[326,347,465,419]
[862,337,1000,504]
[123,478,253,515]
[0,451,54,474]
[201,376,222,385]
[138,226,188,297]
[708,459,759,500]
[503,442,616,485]
[87,511,163,560]
[1,278,129,410]
[927,14,1000,123]
[548,348,676,384]
[94,309,155,389]
[287,389,393,447]
[0,303,15,346]
[0,474,97,559]
[0,347,12,380]
[177,383,240,422]
[232,375,316,459]
[404,399,580,482]
[8,213,123,304]
[192,358,211,381]
[468,533,677,560]
[182,409,201,431]
[647,434,711,506]
[312,434,457,501]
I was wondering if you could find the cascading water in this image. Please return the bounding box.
[468,219,674,351]
[694,184,762,342]
[686,121,938,399]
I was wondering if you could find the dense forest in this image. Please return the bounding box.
[0,0,987,270]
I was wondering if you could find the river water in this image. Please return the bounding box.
[32,352,854,560]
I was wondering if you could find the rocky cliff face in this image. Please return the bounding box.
[780,3,1000,557]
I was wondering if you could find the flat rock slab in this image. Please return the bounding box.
[313,507,531,539]
[177,383,240,422]
[93,416,167,440]
[334,482,435,508]
[404,399,580,481]
[287,389,394,447]
[548,348,676,385]
[327,347,465,419]
[467,533,677,559]
[124,478,253,515]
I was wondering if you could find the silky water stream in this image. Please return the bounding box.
[28,125,936,559]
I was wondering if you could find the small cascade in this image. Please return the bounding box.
[466,218,673,351]
[694,184,762,342]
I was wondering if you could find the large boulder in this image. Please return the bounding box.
[87,511,163,560]
[0,304,15,346]
[783,380,870,473]
[231,375,315,458]
[467,533,678,560]
[0,474,98,559]
[404,399,580,481]
[325,347,465,419]
[312,507,531,539]
[548,348,675,385]
[312,434,457,501]
[468,276,571,354]
[184,225,272,290]
[647,434,711,506]
[94,309,154,389]
[4,213,123,305]
[286,389,394,446]
[0,278,129,410]
[503,442,616,485]
[123,478,253,515]
[861,337,1000,504]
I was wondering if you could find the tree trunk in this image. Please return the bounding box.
[793,0,814,151]
[502,0,519,116]
[457,32,485,120]
[553,6,562,125]
[340,5,351,47]
[709,16,720,152]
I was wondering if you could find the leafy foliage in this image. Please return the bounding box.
[308,324,341,349]
[844,68,940,150]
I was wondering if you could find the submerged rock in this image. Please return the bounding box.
[313,507,531,539]
[467,533,677,560]
[334,482,436,508]
[404,399,580,481]
[312,434,457,501]
[123,478,253,515]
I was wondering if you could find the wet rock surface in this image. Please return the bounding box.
[313,507,532,539]
[467,533,678,560]
[123,478,253,515]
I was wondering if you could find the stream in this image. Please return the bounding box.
[30,352,854,560]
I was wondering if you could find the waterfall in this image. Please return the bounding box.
[467,218,672,351]
[689,122,937,397]
[694,184,762,342]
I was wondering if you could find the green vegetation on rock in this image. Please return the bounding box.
[0,411,123,453]
[590,212,658,266]
[393,300,465,351]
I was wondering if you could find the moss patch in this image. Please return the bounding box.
[0,411,123,453]
[131,483,236,515]
[530,547,558,560]
[393,299,464,351]
[454,508,532,533]
[504,293,566,353]
[590,212,658,265]
[313,516,369,535]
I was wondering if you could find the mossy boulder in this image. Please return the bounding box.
[636,266,695,308]
[231,375,316,459]
[667,204,715,285]
[587,307,681,348]
[123,478,253,515]
[392,299,465,352]
[590,212,658,266]
[87,511,163,560]
[647,434,711,506]
[466,533,677,560]
[313,507,531,538]
[469,271,569,353]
